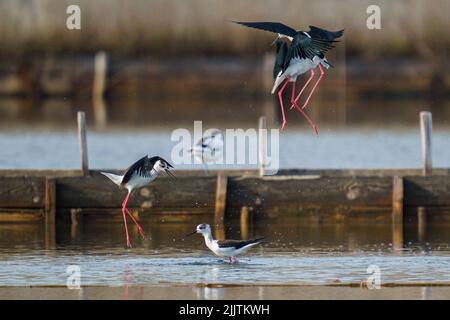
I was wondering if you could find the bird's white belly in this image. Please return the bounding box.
[125,173,157,190]
[207,241,253,257]
[286,57,322,80]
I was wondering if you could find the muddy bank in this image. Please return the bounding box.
[1,284,450,300]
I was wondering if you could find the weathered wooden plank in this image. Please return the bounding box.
[0,209,44,222]
[0,172,449,212]
[0,177,45,208]
[56,173,217,209]
[404,176,450,207]
[227,176,393,209]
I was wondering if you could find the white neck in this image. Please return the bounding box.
[202,230,214,245]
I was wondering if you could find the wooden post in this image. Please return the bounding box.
[214,174,228,221]
[392,176,404,249]
[93,51,108,128]
[392,176,404,216]
[70,208,84,241]
[214,174,227,241]
[44,177,56,249]
[417,206,427,243]
[258,116,267,176]
[420,111,432,176]
[240,206,249,240]
[93,51,108,99]
[77,111,89,176]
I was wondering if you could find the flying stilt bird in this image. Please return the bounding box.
[233,21,344,133]
[188,129,224,175]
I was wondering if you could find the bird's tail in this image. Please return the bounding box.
[100,172,123,186]
[252,237,266,243]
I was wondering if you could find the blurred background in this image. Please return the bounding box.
[0,0,449,170]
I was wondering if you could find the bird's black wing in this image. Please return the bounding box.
[232,21,297,38]
[285,32,337,63]
[121,155,155,185]
[308,26,344,41]
[217,237,265,249]
[273,39,289,79]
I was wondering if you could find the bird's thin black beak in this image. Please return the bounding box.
[183,230,197,239]
[165,169,176,180]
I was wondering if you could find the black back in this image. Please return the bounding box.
[282,26,343,73]
[217,237,265,249]
[121,155,172,186]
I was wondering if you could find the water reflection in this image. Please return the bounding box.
[1,96,449,130]
[0,211,449,286]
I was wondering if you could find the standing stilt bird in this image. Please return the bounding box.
[184,224,265,264]
[232,21,344,133]
[101,155,175,248]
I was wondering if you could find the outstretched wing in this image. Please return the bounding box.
[308,26,344,41]
[231,21,297,38]
[285,27,341,63]
[121,155,156,185]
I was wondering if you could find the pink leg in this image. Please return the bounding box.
[291,82,319,135]
[122,192,132,248]
[301,64,324,110]
[124,208,145,240]
[290,69,315,110]
[277,77,291,130]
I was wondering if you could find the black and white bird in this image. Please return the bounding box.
[185,223,265,264]
[233,21,344,133]
[189,129,224,175]
[101,155,174,248]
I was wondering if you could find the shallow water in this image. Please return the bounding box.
[1,94,449,170]
[1,217,449,287]
[1,129,450,170]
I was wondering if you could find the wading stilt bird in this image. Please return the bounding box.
[188,129,224,175]
[232,21,344,133]
[101,155,175,248]
[184,224,265,263]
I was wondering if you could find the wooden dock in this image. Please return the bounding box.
[1,111,449,250]
[1,168,449,219]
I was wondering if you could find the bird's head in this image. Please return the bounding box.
[154,157,175,179]
[271,33,293,46]
[184,223,211,238]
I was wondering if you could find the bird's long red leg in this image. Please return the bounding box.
[301,64,324,110]
[291,81,319,135]
[124,208,145,240]
[122,192,132,248]
[277,77,291,130]
[290,69,315,110]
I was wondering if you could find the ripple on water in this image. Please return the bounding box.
[1,249,450,286]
